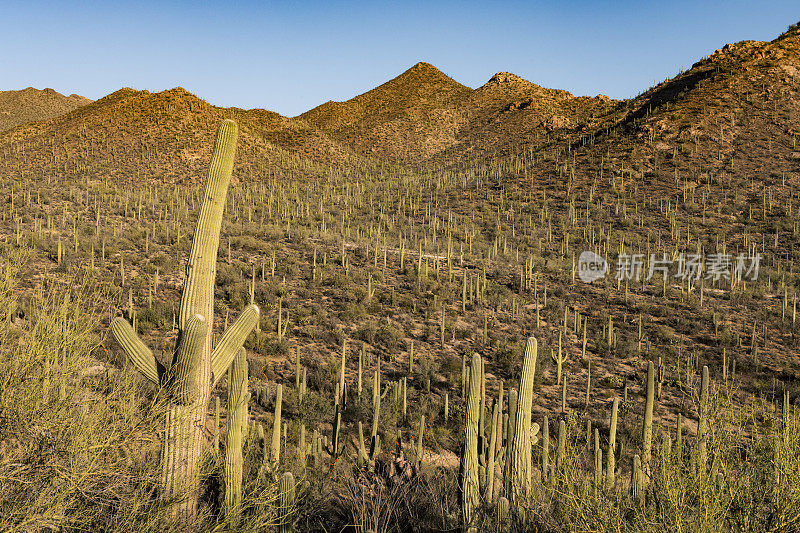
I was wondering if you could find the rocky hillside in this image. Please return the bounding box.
[299,61,473,161]
[300,63,616,164]
[0,87,91,132]
[0,87,371,184]
[1,24,798,177]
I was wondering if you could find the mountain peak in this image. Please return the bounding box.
[409,61,437,71]
[395,61,453,82]
[486,71,526,84]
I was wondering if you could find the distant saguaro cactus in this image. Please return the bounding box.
[642,361,655,474]
[109,120,260,519]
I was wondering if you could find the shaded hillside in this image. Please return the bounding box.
[0,87,371,184]
[0,87,91,131]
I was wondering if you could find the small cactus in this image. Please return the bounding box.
[495,496,510,533]
[607,397,619,488]
[696,365,709,478]
[278,471,296,533]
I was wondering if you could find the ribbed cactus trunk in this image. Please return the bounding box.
[224,348,248,519]
[278,472,296,533]
[461,353,482,532]
[171,120,238,517]
[506,337,538,510]
[110,120,260,521]
[642,361,655,475]
[696,365,709,478]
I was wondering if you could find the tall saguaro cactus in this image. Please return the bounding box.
[506,337,538,510]
[461,353,482,533]
[696,365,709,478]
[110,120,260,519]
[642,361,655,475]
[224,348,249,519]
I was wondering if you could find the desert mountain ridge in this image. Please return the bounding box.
[0,23,798,179]
[0,87,91,132]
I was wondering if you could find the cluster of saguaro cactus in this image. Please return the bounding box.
[447,330,747,527]
[109,120,260,519]
[458,337,539,530]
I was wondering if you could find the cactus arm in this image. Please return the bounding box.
[210,304,260,386]
[110,317,164,384]
[170,314,207,404]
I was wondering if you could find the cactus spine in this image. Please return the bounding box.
[109,120,259,519]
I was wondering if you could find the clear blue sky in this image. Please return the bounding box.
[1,1,797,117]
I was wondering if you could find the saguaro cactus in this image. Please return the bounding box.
[607,397,619,488]
[461,353,482,533]
[224,348,248,519]
[642,361,655,474]
[696,365,709,477]
[506,337,538,509]
[109,120,260,518]
[278,472,296,533]
[495,496,510,533]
